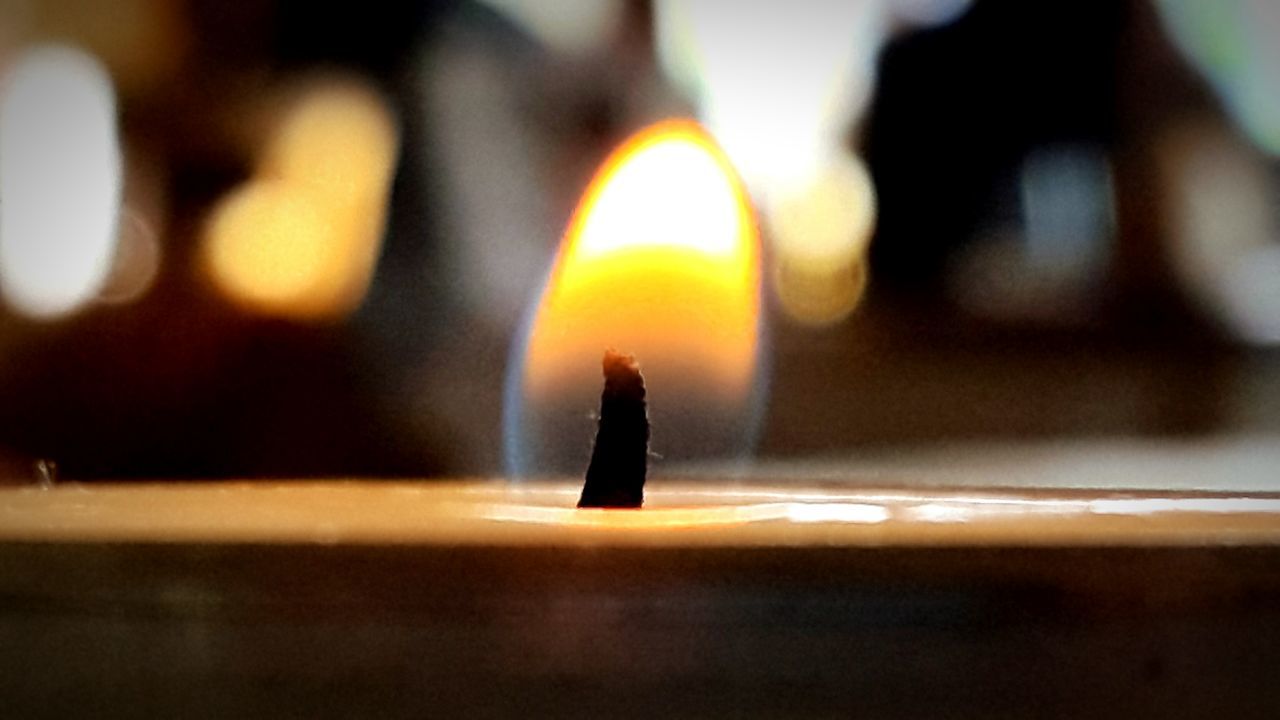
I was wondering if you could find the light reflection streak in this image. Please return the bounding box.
[905,500,1088,524]
[1088,498,1280,516]
[478,488,1280,528]
[786,503,890,524]
[481,501,888,529]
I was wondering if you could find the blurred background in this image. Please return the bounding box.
[0,0,1277,485]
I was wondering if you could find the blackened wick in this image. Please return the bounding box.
[578,350,649,508]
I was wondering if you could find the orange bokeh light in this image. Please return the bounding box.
[523,119,761,403]
[202,77,398,321]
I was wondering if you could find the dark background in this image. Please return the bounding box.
[0,0,1275,481]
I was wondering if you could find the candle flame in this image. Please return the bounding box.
[523,119,761,404]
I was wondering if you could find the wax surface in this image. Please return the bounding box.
[2,480,1279,546]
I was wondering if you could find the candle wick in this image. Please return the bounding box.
[578,350,649,509]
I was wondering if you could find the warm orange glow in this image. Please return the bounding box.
[202,78,398,320]
[203,179,342,314]
[524,119,761,402]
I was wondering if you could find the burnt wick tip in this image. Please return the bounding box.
[578,349,649,509]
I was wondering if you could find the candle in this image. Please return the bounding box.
[3,480,1278,545]
[4,478,1279,716]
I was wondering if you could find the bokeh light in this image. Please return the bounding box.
[204,179,340,314]
[655,1,894,329]
[948,144,1115,324]
[768,152,877,326]
[203,77,399,320]
[1160,121,1280,345]
[479,0,623,55]
[1157,0,1280,156]
[655,0,881,194]
[96,208,161,306]
[1220,245,1280,345]
[0,44,122,319]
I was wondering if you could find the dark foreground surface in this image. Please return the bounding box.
[1,542,1278,718]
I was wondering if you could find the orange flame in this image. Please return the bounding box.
[523,119,761,404]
